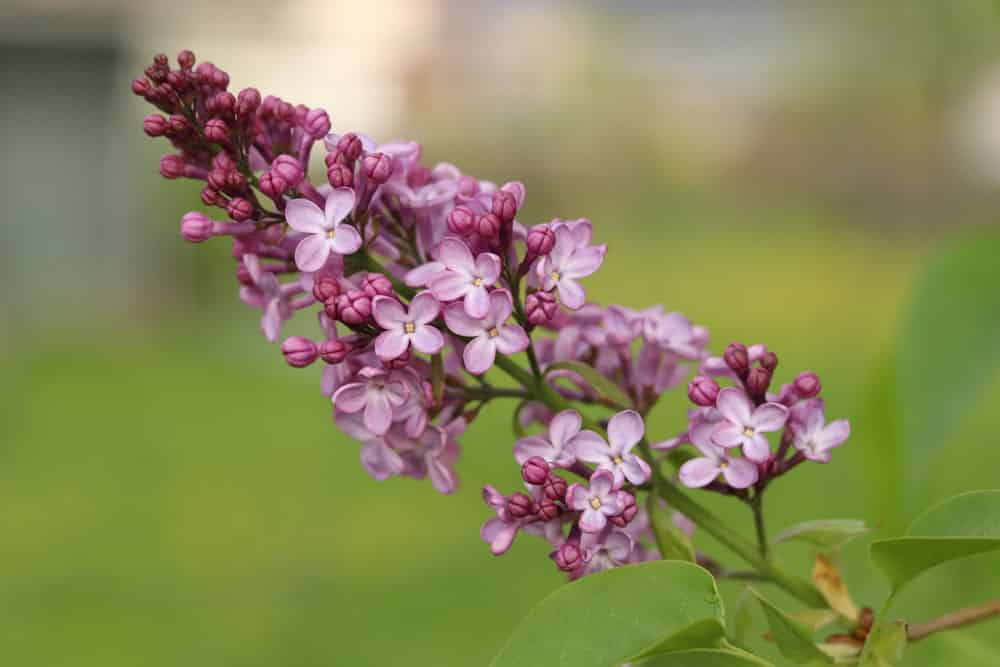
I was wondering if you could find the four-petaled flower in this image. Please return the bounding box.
[332,367,409,435]
[566,469,623,533]
[372,291,444,360]
[536,225,605,309]
[791,401,850,463]
[573,410,652,486]
[513,409,598,468]
[678,422,759,489]
[286,188,362,272]
[429,237,502,318]
[711,387,788,463]
[238,254,292,342]
[443,290,529,374]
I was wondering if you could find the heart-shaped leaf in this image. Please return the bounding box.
[773,520,869,550]
[490,561,724,667]
[752,589,831,664]
[634,648,774,666]
[869,490,1000,595]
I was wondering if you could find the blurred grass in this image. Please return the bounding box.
[3,212,999,665]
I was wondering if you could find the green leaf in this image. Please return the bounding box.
[896,234,1000,507]
[772,520,869,550]
[489,561,724,667]
[858,620,906,667]
[869,490,1000,595]
[635,648,774,666]
[629,618,727,659]
[730,588,755,648]
[545,360,632,408]
[752,589,831,664]
[647,496,696,562]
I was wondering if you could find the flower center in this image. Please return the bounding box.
[550,270,561,282]
[472,277,483,287]
[719,460,729,470]
[742,426,755,438]
[613,456,623,465]
[488,327,500,338]
[589,497,602,510]
[326,228,336,239]
[404,322,415,334]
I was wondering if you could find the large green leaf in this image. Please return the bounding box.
[629,618,727,659]
[490,561,724,667]
[772,520,869,550]
[635,648,773,666]
[896,234,1000,506]
[857,620,906,667]
[752,590,831,665]
[869,490,1000,595]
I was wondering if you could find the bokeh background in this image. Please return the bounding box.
[3,1,1000,665]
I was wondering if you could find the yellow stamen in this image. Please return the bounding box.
[472,277,483,287]
[742,427,755,438]
[613,456,623,465]
[590,497,602,510]
[550,271,561,282]
[404,322,415,334]
[488,327,500,338]
[326,229,336,239]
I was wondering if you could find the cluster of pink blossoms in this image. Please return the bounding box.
[135,51,849,580]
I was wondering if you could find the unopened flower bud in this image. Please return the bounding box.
[724,342,749,377]
[201,186,224,207]
[746,366,772,398]
[687,376,720,407]
[258,172,288,200]
[281,336,318,368]
[793,372,821,399]
[209,92,236,117]
[553,541,583,573]
[143,114,168,137]
[177,49,195,69]
[491,190,518,223]
[337,133,365,161]
[327,163,353,189]
[304,108,331,138]
[543,474,568,501]
[361,273,394,298]
[224,170,247,193]
[362,152,392,184]
[226,197,254,222]
[759,351,778,372]
[319,339,349,365]
[386,348,412,369]
[521,457,550,485]
[271,155,304,187]
[506,492,533,518]
[526,225,556,256]
[446,206,476,236]
[159,154,185,179]
[168,114,192,137]
[526,291,558,326]
[203,118,230,144]
[335,289,372,325]
[312,275,341,303]
[179,211,213,243]
[407,165,430,189]
[535,497,560,521]
[236,87,261,116]
[457,175,479,197]
[609,492,638,527]
[476,213,501,239]
[131,77,152,97]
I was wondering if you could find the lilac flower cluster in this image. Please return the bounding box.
[135,51,850,580]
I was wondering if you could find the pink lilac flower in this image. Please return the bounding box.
[566,469,623,533]
[679,422,759,489]
[481,486,523,555]
[427,238,502,318]
[371,291,444,360]
[579,530,634,575]
[335,411,405,481]
[573,410,652,486]
[790,401,850,463]
[443,290,529,375]
[536,225,605,309]
[239,254,292,342]
[513,409,601,468]
[285,188,362,271]
[712,387,788,463]
[332,367,409,435]
[390,424,457,494]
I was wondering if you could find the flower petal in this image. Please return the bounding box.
[261,299,283,342]
[462,335,496,375]
[443,303,485,337]
[488,289,514,324]
[438,237,475,275]
[360,440,403,481]
[571,432,611,463]
[374,330,410,361]
[475,252,502,283]
[563,245,605,279]
[548,410,582,448]
[411,325,444,355]
[404,261,445,287]
[817,419,850,452]
[578,508,607,533]
[363,391,393,435]
[294,235,332,273]
[324,187,356,225]
[722,458,759,489]
[712,422,745,448]
[751,403,789,432]
[332,382,368,413]
[742,434,772,463]
[464,285,490,318]
[513,435,554,465]
[427,456,458,494]
[430,271,472,302]
[409,291,441,325]
[482,518,517,555]
[556,277,586,309]
[620,454,651,485]
[607,410,644,453]
[372,296,407,329]
[679,457,721,488]
[329,224,362,255]
[495,324,529,355]
[285,198,326,234]
[716,387,753,426]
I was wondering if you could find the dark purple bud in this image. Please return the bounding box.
[322,299,339,320]
[131,77,152,97]
[361,273,394,298]
[759,351,778,372]
[312,275,342,303]
[335,289,372,326]
[446,206,476,236]
[535,497,560,521]
[746,367,772,398]
[609,492,638,528]
[207,168,229,191]
[687,375,720,407]
[724,342,750,377]
[553,541,584,573]
[506,492,533,519]
[168,114,192,137]
[407,165,430,189]
[143,114,168,137]
[203,118,231,144]
[327,163,354,189]
[319,339,349,365]
[177,49,195,70]
[476,213,501,240]
[521,457,550,485]
[362,152,392,184]
[491,190,518,224]
[200,186,225,207]
[304,108,331,138]
[270,155,304,187]
[258,172,288,200]
[212,152,236,171]
[543,474,568,501]
[159,154,185,179]
[275,100,295,122]
[386,348,412,369]
[226,197,254,222]
[525,291,558,326]
[179,211,213,243]
[260,95,279,119]
[526,225,556,256]
[337,132,365,161]
[210,92,236,117]
[236,87,261,116]
[793,372,821,399]
[224,170,248,193]
[281,336,318,368]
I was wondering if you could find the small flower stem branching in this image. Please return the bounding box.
[906,600,1000,642]
[749,493,769,561]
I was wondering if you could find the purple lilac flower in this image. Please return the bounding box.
[679,422,759,489]
[573,410,651,486]
[712,387,788,463]
[239,254,293,342]
[372,292,444,360]
[336,411,405,481]
[578,530,634,575]
[566,469,623,533]
[513,409,599,468]
[285,188,362,271]
[427,238,502,318]
[536,225,605,309]
[332,367,409,435]
[390,424,457,494]
[790,400,850,463]
[443,290,529,375]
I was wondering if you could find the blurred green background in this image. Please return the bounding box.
[2,1,1000,665]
